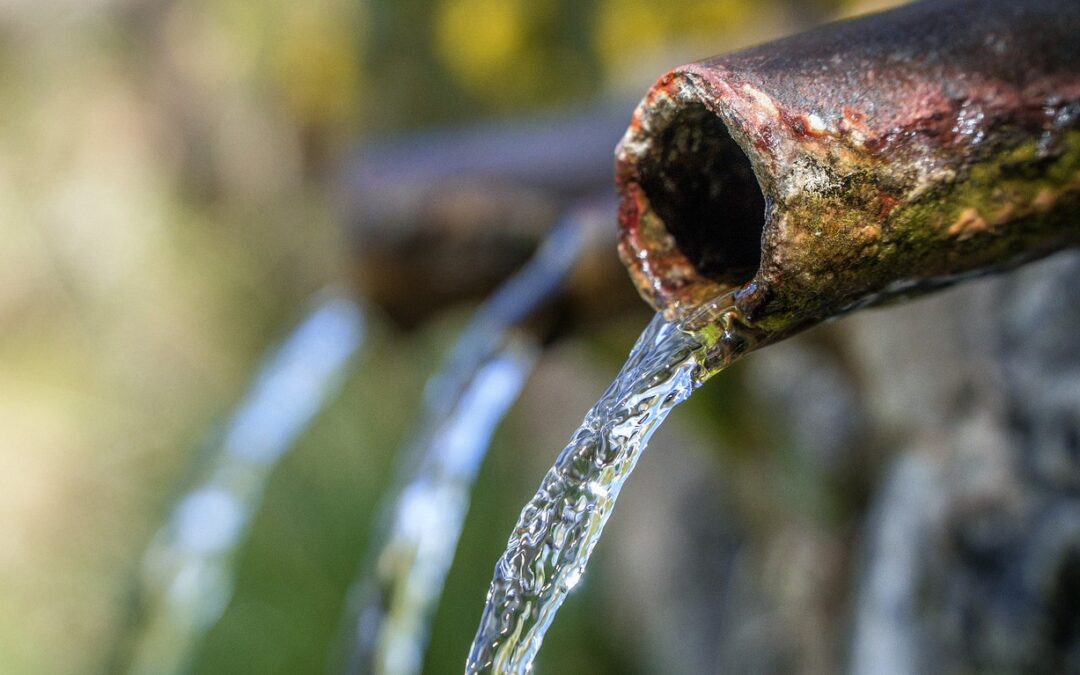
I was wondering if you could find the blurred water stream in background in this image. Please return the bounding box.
[340,207,602,675]
[116,293,364,674]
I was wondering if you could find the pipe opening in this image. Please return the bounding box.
[637,104,766,287]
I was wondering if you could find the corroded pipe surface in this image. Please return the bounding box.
[616,0,1080,342]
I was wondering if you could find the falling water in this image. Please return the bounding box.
[119,292,365,675]
[465,293,758,674]
[348,340,537,675]
[341,202,609,675]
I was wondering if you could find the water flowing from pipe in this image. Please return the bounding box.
[341,203,608,675]
[465,293,757,674]
[119,292,366,675]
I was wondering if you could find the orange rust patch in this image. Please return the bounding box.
[840,106,872,140]
[947,207,990,240]
[842,106,866,125]
[780,110,826,139]
[875,193,899,219]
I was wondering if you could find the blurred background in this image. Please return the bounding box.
[7,0,1080,673]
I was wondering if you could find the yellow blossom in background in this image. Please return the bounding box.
[434,0,564,109]
[437,0,529,82]
[272,3,363,131]
[595,0,756,74]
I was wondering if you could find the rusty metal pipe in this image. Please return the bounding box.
[616,0,1080,348]
[337,103,637,328]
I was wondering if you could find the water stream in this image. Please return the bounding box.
[465,294,757,674]
[120,292,365,675]
[342,202,608,675]
[348,340,537,675]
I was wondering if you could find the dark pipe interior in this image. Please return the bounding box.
[637,104,766,286]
